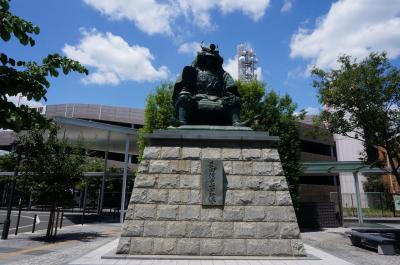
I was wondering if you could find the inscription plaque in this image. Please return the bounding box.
[201,159,223,206]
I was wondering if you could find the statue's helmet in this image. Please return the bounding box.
[195,43,223,69]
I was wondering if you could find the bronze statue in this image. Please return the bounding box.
[172,43,242,126]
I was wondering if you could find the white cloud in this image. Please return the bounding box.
[290,0,400,70]
[223,56,262,81]
[6,94,44,108]
[62,29,169,85]
[305,106,320,115]
[178,41,202,55]
[281,0,293,13]
[84,0,271,35]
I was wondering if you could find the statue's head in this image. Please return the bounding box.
[194,43,223,70]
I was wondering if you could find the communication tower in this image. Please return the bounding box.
[237,43,258,82]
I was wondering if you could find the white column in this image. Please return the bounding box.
[353,171,364,224]
[120,134,130,223]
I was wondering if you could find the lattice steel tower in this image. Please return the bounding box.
[237,43,258,82]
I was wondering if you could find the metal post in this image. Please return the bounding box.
[81,181,88,225]
[98,131,110,215]
[32,214,37,233]
[60,209,64,229]
[15,198,23,235]
[120,135,130,223]
[333,175,344,226]
[353,171,364,224]
[54,208,59,236]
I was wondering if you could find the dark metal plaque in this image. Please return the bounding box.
[201,159,223,206]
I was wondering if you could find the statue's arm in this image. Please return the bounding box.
[223,72,240,97]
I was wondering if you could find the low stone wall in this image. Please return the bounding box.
[117,146,305,256]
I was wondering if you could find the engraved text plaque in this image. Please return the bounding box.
[201,159,223,206]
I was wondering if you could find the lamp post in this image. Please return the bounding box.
[1,142,22,239]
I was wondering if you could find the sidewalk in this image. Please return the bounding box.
[0,222,121,265]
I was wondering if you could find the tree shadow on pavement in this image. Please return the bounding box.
[29,231,110,243]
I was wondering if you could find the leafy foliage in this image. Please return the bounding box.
[237,80,303,206]
[312,52,400,186]
[0,152,15,171]
[0,0,88,131]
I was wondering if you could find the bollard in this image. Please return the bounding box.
[15,199,23,235]
[60,209,64,229]
[32,214,37,233]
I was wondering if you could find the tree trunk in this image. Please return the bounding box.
[46,201,56,238]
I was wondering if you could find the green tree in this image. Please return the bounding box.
[0,152,15,171]
[138,82,174,159]
[312,52,400,186]
[0,0,88,131]
[19,126,86,237]
[237,80,303,206]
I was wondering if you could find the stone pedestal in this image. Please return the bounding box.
[117,128,305,256]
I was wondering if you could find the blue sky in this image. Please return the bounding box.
[3,0,400,114]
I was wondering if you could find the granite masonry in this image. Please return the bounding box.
[117,130,305,256]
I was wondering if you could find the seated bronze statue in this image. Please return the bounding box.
[172,44,242,126]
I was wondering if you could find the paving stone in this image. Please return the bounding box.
[143,221,166,237]
[223,239,246,255]
[188,222,212,237]
[179,174,200,189]
[223,206,244,221]
[153,238,177,254]
[256,222,279,238]
[134,175,156,188]
[200,239,223,255]
[157,205,178,220]
[133,204,156,220]
[233,222,257,238]
[178,205,201,221]
[244,206,265,221]
[232,161,253,175]
[157,174,179,188]
[130,237,153,254]
[211,222,234,238]
[166,222,188,237]
[177,238,200,255]
[222,148,241,160]
[142,146,161,159]
[181,147,201,159]
[201,148,221,159]
[242,148,261,160]
[160,147,181,159]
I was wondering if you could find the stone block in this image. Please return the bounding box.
[223,161,233,174]
[191,161,201,174]
[222,148,241,160]
[291,239,306,256]
[265,206,296,222]
[201,148,221,159]
[121,220,144,237]
[211,222,234,238]
[234,222,257,238]
[232,161,253,175]
[166,222,187,237]
[201,208,223,221]
[160,147,181,159]
[256,222,279,238]
[188,190,201,204]
[272,162,284,175]
[147,189,169,203]
[188,222,212,237]
[142,146,161,159]
[246,239,270,255]
[170,160,191,173]
[157,205,178,220]
[223,206,244,221]
[252,162,274,176]
[242,176,262,190]
[223,239,246,255]
[143,221,166,237]
[130,189,148,204]
[133,204,156,220]
[265,176,288,191]
[177,238,200,255]
[179,174,200,189]
[233,190,254,205]
[157,174,179,188]
[149,160,171,173]
[253,191,276,205]
[244,206,265,221]
[116,237,131,254]
[181,147,201,159]
[153,238,177,254]
[279,223,300,239]
[168,190,183,204]
[134,175,156,188]
[137,160,149,173]
[200,239,223,255]
[275,191,292,206]
[130,237,153,254]
[261,149,280,161]
[242,149,261,160]
[179,205,201,221]
[226,175,242,189]
[269,239,293,256]
[125,208,135,220]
